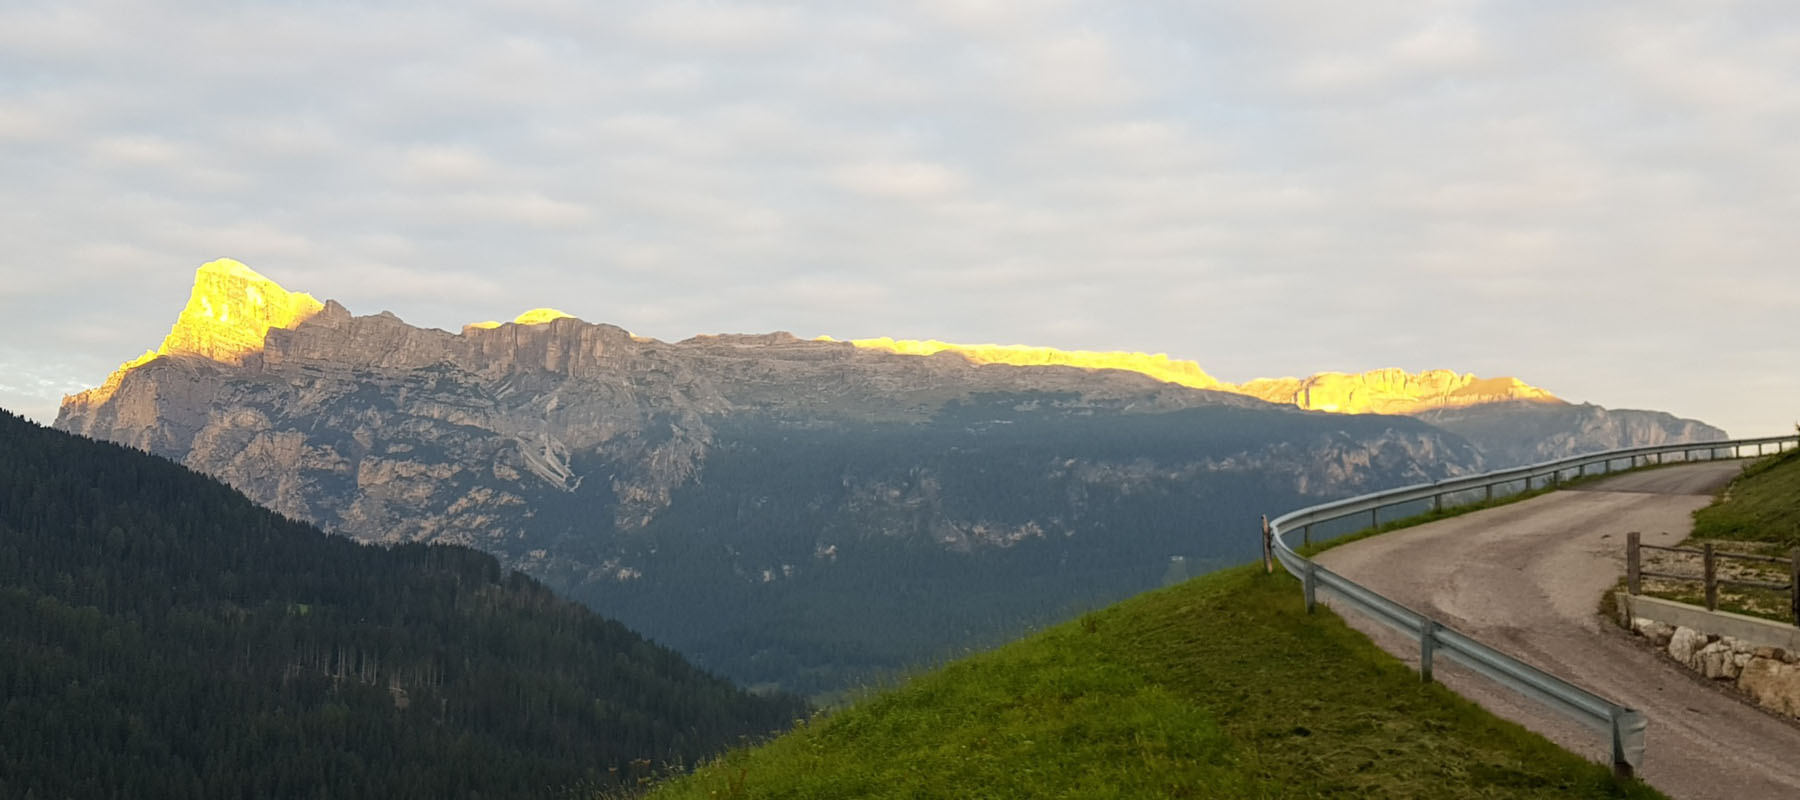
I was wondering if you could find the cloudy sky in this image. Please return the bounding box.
[1,0,1795,435]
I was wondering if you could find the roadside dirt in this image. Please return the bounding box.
[1317,461,1800,800]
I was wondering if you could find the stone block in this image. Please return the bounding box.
[1738,658,1800,716]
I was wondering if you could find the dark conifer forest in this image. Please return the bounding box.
[0,410,804,799]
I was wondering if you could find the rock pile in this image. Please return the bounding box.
[1633,618,1800,716]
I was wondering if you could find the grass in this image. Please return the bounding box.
[642,565,1659,799]
[1692,446,1800,549]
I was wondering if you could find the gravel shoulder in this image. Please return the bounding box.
[1317,461,1800,800]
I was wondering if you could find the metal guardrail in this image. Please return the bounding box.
[1267,433,1800,779]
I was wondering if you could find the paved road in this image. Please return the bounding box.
[1317,461,1800,800]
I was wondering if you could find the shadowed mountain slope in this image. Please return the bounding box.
[0,409,803,799]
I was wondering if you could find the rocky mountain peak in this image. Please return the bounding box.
[63,258,324,409]
[162,258,325,364]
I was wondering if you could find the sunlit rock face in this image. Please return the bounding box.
[836,337,1225,392]
[464,307,576,332]
[159,258,326,363]
[1231,369,1559,415]
[62,259,324,410]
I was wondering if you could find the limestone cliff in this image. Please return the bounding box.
[1231,368,1559,415]
[63,258,323,409]
[836,337,1224,392]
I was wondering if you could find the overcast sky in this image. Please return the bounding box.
[2,1,1796,436]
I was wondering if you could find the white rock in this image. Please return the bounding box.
[1634,618,1675,646]
[1668,626,1708,664]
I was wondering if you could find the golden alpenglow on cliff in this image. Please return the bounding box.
[832,337,1225,391]
[65,259,325,408]
[1232,369,1560,415]
[465,308,577,330]
[836,338,1560,414]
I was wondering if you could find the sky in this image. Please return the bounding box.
[1,0,1796,436]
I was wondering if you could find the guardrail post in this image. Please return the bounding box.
[1260,515,1272,574]
[1610,707,1637,780]
[1432,492,1442,513]
[1789,548,1798,627]
[1627,532,1641,595]
[1704,542,1718,611]
[1370,506,1379,530]
[1419,619,1437,683]
[1302,523,1312,548]
[1303,561,1317,613]
[1484,482,1493,501]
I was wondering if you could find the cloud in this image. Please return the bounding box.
[398,145,497,183]
[626,3,801,49]
[830,161,966,199]
[89,136,183,166]
[442,191,592,228]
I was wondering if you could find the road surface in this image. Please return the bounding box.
[1317,461,1800,800]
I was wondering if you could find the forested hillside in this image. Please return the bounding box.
[0,410,804,799]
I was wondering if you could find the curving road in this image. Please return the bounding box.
[1317,461,1800,800]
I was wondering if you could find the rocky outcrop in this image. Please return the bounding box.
[1231,368,1557,415]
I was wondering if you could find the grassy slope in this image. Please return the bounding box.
[646,565,1658,799]
[1693,447,1800,547]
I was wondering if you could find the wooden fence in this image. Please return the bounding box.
[1626,531,1800,626]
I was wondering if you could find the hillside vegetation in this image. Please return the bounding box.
[645,565,1660,799]
[0,410,804,800]
[1692,445,1800,547]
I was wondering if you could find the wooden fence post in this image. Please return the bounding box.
[1703,542,1717,611]
[1261,515,1272,574]
[1627,532,1641,595]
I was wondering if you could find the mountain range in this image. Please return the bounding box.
[55,259,1725,692]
